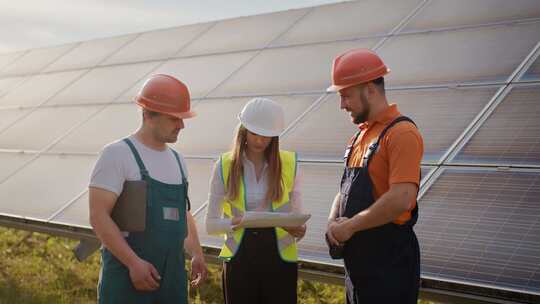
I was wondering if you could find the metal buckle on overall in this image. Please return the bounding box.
[362,142,379,167]
[344,145,352,161]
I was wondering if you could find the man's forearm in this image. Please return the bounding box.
[184,212,204,258]
[346,187,411,233]
[91,213,139,268]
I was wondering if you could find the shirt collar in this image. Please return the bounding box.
[358,104,400,130]
[242,152,268,170]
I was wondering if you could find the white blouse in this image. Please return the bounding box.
[205,154,303,235]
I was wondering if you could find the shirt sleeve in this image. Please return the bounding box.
[89,145,125,196]
[205,159,233,235]
[386,128,424,187]
[290,166,303,214]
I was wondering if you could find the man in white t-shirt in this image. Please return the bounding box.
[89,74,207,304]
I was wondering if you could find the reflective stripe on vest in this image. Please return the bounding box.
[218,150,298,262]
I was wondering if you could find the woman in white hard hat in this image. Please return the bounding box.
[205,97,305,304]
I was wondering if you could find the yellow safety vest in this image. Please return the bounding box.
[218,150,298,262]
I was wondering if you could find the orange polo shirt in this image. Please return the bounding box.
[348,104,424,224]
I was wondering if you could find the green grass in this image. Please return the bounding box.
[0,227,434,303]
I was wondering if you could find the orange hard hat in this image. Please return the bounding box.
[327,48,390,92]
[135,74,196,119]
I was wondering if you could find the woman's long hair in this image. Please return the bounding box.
[225,125,283,205]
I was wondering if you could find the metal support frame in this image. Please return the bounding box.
[0,214,538,303]
[74,239,101,262]
[1,2,540,302]
[2,77,538,113]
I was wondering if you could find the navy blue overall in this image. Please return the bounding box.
[339,116,421,304]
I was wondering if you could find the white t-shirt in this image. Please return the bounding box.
[89,135,188,196]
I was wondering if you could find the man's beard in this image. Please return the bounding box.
[352,94,370,124]
[164,132,179,143]
[154,129,179,144]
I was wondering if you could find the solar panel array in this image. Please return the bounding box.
[0,0,539,297]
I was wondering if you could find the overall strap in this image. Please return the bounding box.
[170,148,191,211]
[344,130,362,167]
[362,116,420,228]
[362,116,417,168]
[123,138,149,178]
[170,149,188,185]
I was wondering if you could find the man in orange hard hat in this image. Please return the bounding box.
[89,74,207,303]
[325,49,424,303]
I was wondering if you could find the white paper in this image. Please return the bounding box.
[238,211,311,228]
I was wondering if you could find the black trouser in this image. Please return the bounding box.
[222,228,297,304]
[344,229,421,304]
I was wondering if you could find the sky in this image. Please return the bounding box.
[0,0,346,54]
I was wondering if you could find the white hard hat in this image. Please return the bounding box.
[238,98,285,137]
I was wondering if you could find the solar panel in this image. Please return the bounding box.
[453,84,540,166]
[209,39,378,97]
[49,191,89,228]
[0,70,86,107]
[417,168,540,294]
[0,108,30,132]
[0,44,76,77]
[403,0,540,31]
[0,154,96,220]
[183,159,215,212]
[120,51,257,100]
[47,62,157,105]
[50,104,140,154]
[0,0,539,300]
[387,86,500,162]
[272,0,421,46]
[281,94,356,161]
[0,76,26,98]
[0,152,34,182]
[102,25,210,65]
[0,51,25,72]
[0,106,99,151]
[290,162,343,264]
[379,21,540,86]
[282,87,498,162]
[43,35,137,72]
[194,215,222,249]
[179,9,307,57]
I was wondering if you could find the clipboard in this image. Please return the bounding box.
[111,180,147,232]
[238,211,311,228]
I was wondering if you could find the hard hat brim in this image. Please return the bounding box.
[170,110,197,119]
[326,84,350,92]
[327,67,391,93]
[239,121,281,137]
[137,99,196,119]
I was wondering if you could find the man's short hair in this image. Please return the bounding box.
[142,109,161,119]
[372,77,385,93]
